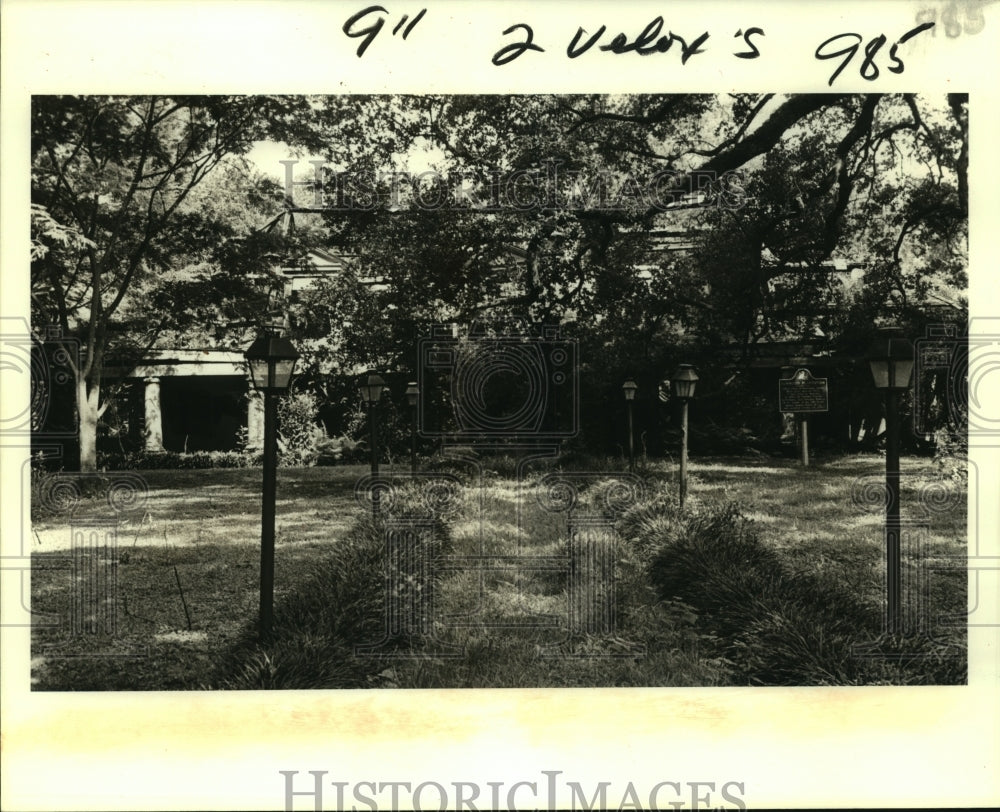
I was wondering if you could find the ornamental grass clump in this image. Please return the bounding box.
[214,485,452,689]
[642,501,958,685]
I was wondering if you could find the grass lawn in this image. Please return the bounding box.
[30,466,366,689]
[29,454,966,689]
[689,454,967,607]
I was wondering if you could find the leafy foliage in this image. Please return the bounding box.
[213,488,453,689]
[276,389,340,467]
[32,94,969,468]
[278,93,967,453]
[31,96,334,470]
[642,501,964,685]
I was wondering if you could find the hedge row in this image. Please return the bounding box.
[629,501,964,686]
[211,485,454,689]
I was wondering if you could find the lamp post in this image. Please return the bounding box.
[359,372,387,517]
[867,327,914,637]
[622,379,638,473]
[405,381,419,475]
[244,331,300,641]
[672,364,699,509]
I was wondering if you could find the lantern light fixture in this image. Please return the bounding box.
[359,372,387,405]
[671,364,699,401]
[245,334,300,394]
[405,381,420,407]
[867,327,915,391]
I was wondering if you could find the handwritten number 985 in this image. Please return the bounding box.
[815,22,934,86]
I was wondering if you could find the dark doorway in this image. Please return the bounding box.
[159,376,246,452]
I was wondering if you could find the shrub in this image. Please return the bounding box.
[30,457,112,520]
[477,453,530,480]
[422,448,484,485]
[97,449,262,470]
[932,425,968,484]
[277,390,328,467]
[688,422,764,456]
[29,451,57,518]
[314,434,364,466]
[638,501,955,685]
[212,484,453,689]
[613,486,685,561]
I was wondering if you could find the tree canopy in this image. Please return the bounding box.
[30,95,332,469]
[30,93,969,466]
[287,93,965,365]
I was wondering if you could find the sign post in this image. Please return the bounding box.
[778,368,829,467]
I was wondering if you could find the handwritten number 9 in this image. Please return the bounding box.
[815,32,862,86]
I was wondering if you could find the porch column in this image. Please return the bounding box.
[143,377,164,451]
[247,388,265,450]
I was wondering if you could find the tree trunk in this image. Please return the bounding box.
[77,378,100,472]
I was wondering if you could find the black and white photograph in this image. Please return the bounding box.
[26,92,970,691]
[3,2,999,811]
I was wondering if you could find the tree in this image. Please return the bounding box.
[33,94,967,467]
[300,94,965,333]
[287,93,966,451]
[30,95,328,471]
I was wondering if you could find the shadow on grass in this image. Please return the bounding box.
[30,529,365,690]
[209,501,455,690]
[29,457,967,689]
[645,503,967,686]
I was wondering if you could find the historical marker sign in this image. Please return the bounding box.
[779,368,829,413]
